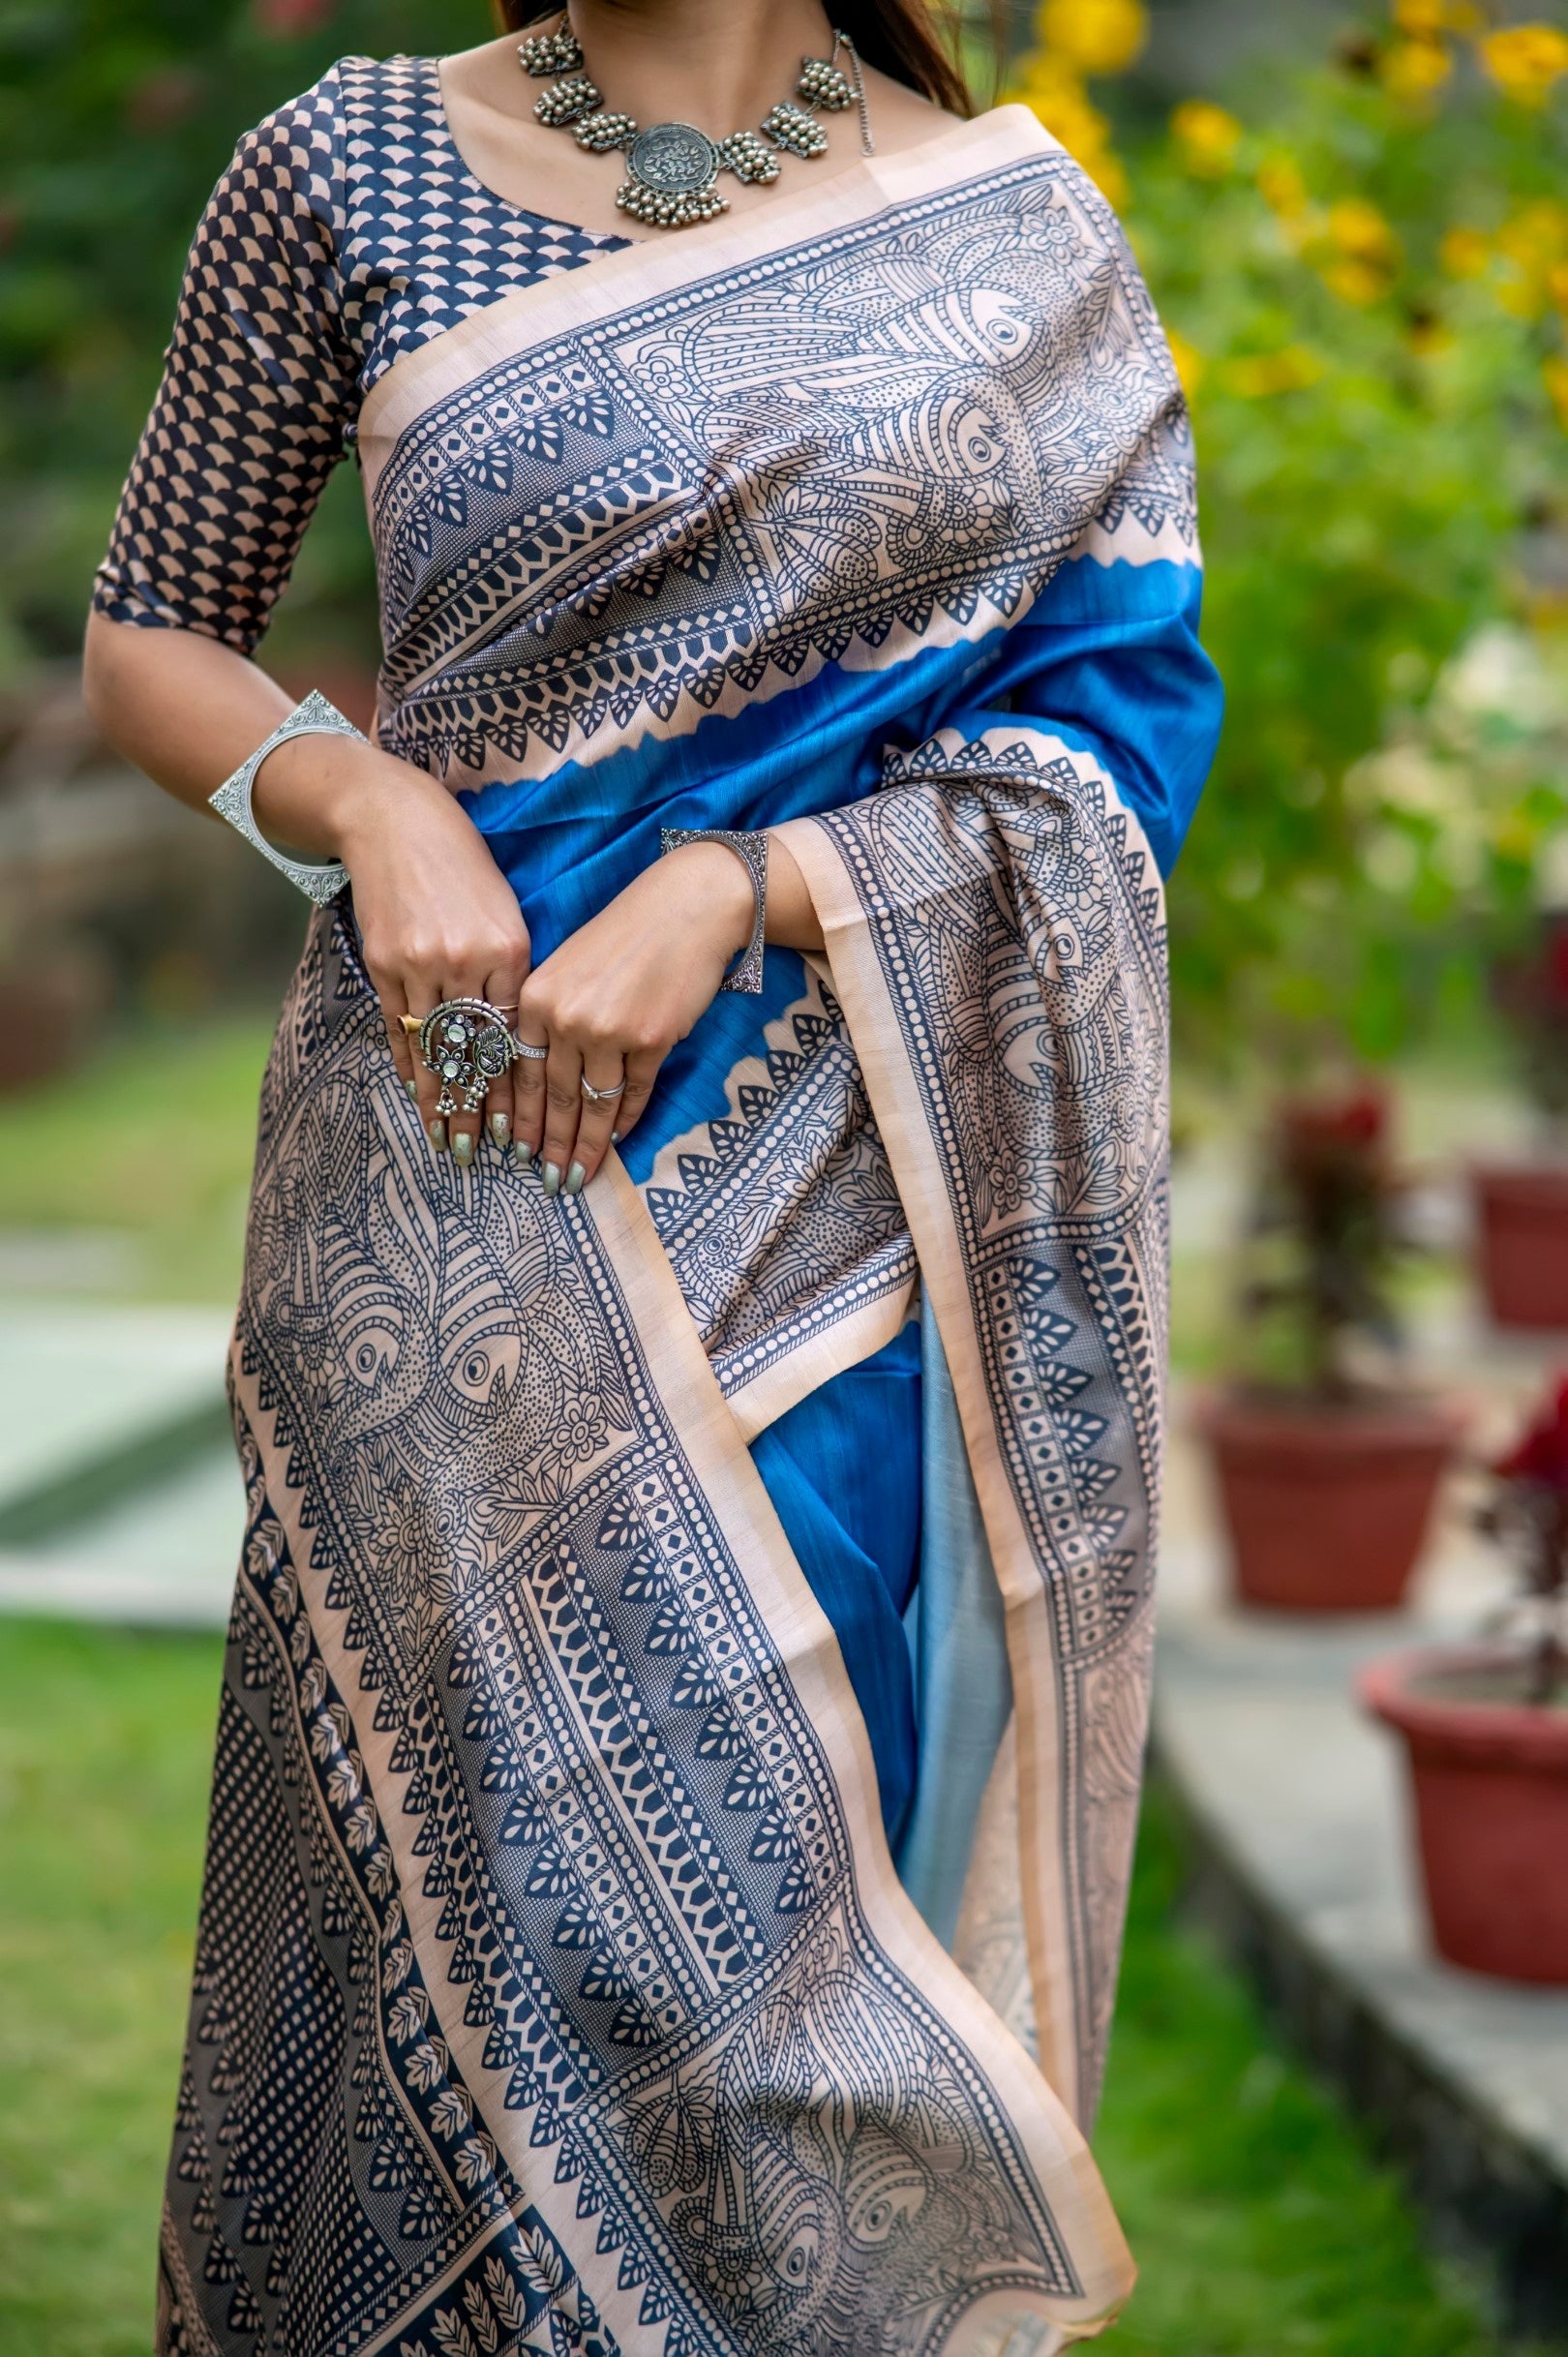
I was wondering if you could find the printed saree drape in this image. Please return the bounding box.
[156,102,1219,2357]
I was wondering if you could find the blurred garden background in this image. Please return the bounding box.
[3,0,1568,2351]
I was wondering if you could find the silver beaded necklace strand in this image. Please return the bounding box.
[519,11,874,230]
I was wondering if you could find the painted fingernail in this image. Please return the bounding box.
[513,1140,533,1168]
[428,1117,447,1152]
[406,1079,420,1103]
[542,1161,561,1197]
[453,1131,474,1167]
[611,1131,621,1145]
[565,1161,586,1196]
[490,1112,510,1149]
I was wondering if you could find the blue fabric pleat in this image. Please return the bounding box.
[896,1293,1012,1947]
[747,1319,923,1848]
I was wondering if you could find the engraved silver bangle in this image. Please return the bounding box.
[659,826,768,995]
[207,690,364,905]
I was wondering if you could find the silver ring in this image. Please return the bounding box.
[512,1037,549,1061]
[415,997,518,1116]
[581,1073,626,1103]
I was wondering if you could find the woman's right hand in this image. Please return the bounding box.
[271,741,532,1166]
[79,624,528,1165]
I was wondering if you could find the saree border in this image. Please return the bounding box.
[355,105,1059,476]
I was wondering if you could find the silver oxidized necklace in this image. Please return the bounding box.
[518,11,874,230]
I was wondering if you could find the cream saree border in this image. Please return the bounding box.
[356,106,1061,473]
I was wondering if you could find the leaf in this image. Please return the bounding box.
[432,2306,479,2357]
[515,2219,568,2302]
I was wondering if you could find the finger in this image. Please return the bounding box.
[510,1028,548,1168]
[405,980,450,1158]
[444,990,487,1175]
[570,1059,628,1191]
[540,1036,585,1201]
[608,1048,661,1147]
[483,970,525,1160]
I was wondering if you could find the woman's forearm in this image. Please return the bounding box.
[763,828,826,954]
[80,611,424,859]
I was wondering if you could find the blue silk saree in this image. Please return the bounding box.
[155,102,1219,2357]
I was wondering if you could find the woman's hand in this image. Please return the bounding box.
[514,841,755,1194]
[325,754,533,1165]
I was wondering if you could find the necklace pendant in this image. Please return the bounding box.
[534,74,603,128]
[760,100,829,160]
[715,130,781,187]
[517,25,583,77]
[574,108,637,153]
[797,55,856,111]
[618,121,728,229]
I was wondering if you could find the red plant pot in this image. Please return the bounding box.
[1200,1395,1457,1614]
[1360,1647,1568,1985]
[1473,1163,1568,1330]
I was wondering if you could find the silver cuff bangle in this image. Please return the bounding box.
[660,826,769,995]
[208,689,364,905]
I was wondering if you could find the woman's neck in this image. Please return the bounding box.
[565,0,839,137]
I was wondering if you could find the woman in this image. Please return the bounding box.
[85,4,1220,2350]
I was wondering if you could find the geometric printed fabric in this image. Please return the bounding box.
[94,56,622,650]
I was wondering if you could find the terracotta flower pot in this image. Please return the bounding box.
[1200,1394,1458,1614]
[1473,1163,1568,1330]
[1360,1647,1568,1985]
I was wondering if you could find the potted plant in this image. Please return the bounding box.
[1476,910,1568,1329]
[1360,1374,1568,1984]
[1201,1081,1460,1613]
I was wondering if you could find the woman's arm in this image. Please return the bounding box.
[83,610,545,1163]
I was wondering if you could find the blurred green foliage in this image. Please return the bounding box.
[1134,26,1568,1065]
[1017,0,1568,1063]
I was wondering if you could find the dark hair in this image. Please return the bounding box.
[496,4,990,119]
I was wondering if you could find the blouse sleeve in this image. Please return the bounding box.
[91,70,356,655]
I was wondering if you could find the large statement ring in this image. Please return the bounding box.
[580,1073,626,1104]
[410,998,519,1115]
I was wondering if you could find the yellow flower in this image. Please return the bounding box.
[1394,0,1480,30]
[1225,346,1326,397]
[1551,262,1568,314]
[1038,0,1149,76]
[1478,23,1568,104]
[1439,225,1491,278]
[1165,330,1206,396]
[1322,257,1393,306]
[1257,154,1310,221]
[1545,355,1568,432]
[1382,38,1453,100]
[1327,197,1401,263]
[1495,200,1568,317]
[1011,58,1130,208]
[1171,99,1243,176]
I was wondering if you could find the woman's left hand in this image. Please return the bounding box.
[513,839,756,1195]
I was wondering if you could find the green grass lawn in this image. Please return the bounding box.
[0,1012,276,1302]
[0,1618,1509,2357]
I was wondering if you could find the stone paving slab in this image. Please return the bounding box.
[0,1299,230,1543]
[0,1441,241,1627]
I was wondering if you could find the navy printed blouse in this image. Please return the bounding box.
[93,55,625,653]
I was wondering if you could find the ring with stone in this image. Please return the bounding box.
[412,997,518,1116]
[580,1073,626,1104]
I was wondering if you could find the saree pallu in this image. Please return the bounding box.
[159,106,1219,2357]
